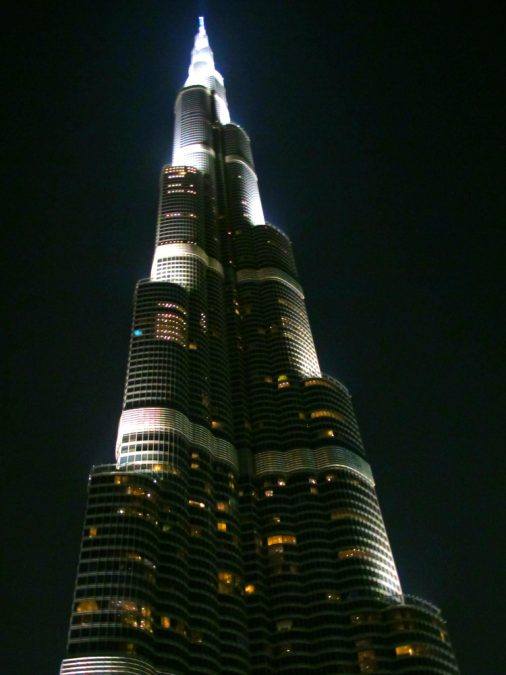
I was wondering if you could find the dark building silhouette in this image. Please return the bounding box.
[61,18,459,674]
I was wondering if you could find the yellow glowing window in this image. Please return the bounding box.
[88,527,98,538]
[318,429,335,438]
[310,486,318,495]
[216,501,229,512]
[115,475,127,485]
[278,381,290,389]
[267,535,297,546]
[161,616,171,629]
[211,420,222,430]
[217,521,227,532]
[339,548,370,560]
[244,583,256,595]
[395,645,415,657]
[298,412,305,420]
[188,499,206,509]
[191,462,199,469]
[76,599,99,613]
[188,342,198,350]
[310,409,345,421]
[126,486,145,496]
[264,489,274,497]
[277,478,286,487]
[327,592,341,602]
[218,571,233,583]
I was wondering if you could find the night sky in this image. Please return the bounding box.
[5,2,504,673]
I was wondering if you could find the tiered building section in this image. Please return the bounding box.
[61,18,459,675]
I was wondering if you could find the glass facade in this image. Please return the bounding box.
[61,18,459,674]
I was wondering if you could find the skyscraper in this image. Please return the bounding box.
[61,18,459,674]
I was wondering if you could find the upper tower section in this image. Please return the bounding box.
[184,17,230,124]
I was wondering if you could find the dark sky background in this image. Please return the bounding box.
[4,1,504,673]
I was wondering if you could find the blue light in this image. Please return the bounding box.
[133,329,143,336]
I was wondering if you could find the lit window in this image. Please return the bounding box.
[339,548,370,560]
[218,571,237,594]
[277,478,286,487]
[76,599,99,613]
[217,521,227,532]
[190,526,202,537]
[218,571,233,583]
[267,535,297,546]
[264,489,274,497]
[188,342,198,350]
[191,462,199,469]
[244,583,256,595]
[395,644,430,657]
[216,501,230,512]
[211,420,222,430]
[88,527,98,537]
[310,409,344,421]
[161,616,171,629]
[188,499,206,509]
[327,592,341,602]
[276,619,293,632]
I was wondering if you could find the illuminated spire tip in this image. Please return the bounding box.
[199,16,205,30]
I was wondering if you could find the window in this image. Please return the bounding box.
[310,409,344,421]
[218,571,237,594]
[331,509,368,523]
[87,527,98,538]
[267,535,296,546]
[326,592,341,602]
[319,429,335,438]
[358,649,377,672]
[211,420,222,430]
[395,644,431,657]
[217,521,227,532]
[188,499,206,509]
[244,583,256,595]
[276,619,293,632]
[339,548,371,560]
[161,616,171,629]
[216,501,230,513]
[76,600,99,613]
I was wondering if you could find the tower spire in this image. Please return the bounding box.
[184,15,231,123]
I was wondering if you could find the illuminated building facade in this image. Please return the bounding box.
[61,18,459,675]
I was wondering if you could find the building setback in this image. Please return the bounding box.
[61,18,459,675]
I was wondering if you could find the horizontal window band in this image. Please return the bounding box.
[151,242,224,278]
[115,407,238,470]
[236,267,304,298]
[253,446,374,485]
